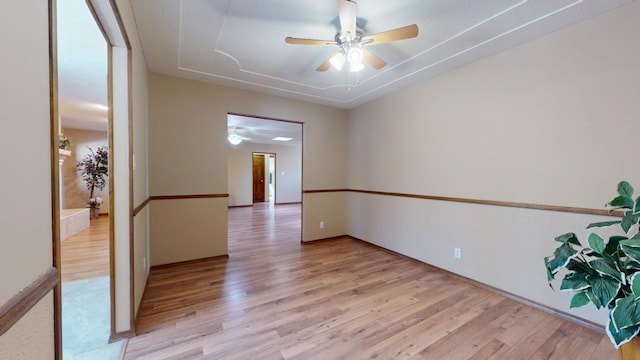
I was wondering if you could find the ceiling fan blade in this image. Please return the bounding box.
[362,49,387,70]
[285,37,336,46]
[337,0,357,38]
[316,56,333,72]
[362,24,419,45]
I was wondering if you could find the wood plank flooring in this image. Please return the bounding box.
[61,215,110,282]
[124,203,616,359]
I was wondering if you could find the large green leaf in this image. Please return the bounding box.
[621,239,640,247]
[569,292,591,309]
[631,273,640,299]
[622,212,640,233]
[587,275,621,309]
[611,296,640,331]
[618,181,634,198]
[554,232,581,246]
[560,272,590,292]
[587,220,622,229]
[586,290,603,309]
[607,317,640,348]
[621,244,640,263]
[635,196,640,215]
[589,258,624,283]
[546,243,578,275]
[544,257,555,286]
[610,195,634,209]
[587,233,606,254]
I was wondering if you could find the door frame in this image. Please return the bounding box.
[50,0,134,358]
[252,152,266,203]
[227,113,303,240]
[252,152,277,204]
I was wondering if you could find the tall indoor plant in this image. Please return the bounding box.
[545,181,640,357]
[76,146,109,218]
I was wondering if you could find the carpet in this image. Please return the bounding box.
[62,276,121,360]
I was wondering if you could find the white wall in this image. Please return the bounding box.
[0,0,55,358]
[347,1,640,327]
[228,142,302,206]
[62,128,110,213]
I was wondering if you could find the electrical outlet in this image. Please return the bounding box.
[454,248,462,259]
[320,221,325,229]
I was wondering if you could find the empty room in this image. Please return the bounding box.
[2,1,640,359]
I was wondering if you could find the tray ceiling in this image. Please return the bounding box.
[132,0,632,109]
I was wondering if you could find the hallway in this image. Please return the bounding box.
[123,203,614,359]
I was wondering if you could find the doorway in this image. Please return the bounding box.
[253,153,276,203]
[253,153,266,203]
[56,0,117,358]
[52,0,133,358]
[226,114,303,245]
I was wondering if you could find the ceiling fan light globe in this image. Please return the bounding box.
[350,62,364,72]
[330,53,346,70]
[347,47,363,65]
[228,134,242,145]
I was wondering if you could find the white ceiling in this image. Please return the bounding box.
[57,0,108,131]
[228,114,302,147]
[57,0,633,134]
[131,0,632,110]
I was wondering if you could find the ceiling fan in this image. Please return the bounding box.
[285,0,419,72]
[228,127,251,145]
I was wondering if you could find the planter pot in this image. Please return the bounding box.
[619,336,640,360]
[90,208,100,220]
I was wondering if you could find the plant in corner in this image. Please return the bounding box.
[76,147,109,217]
[545,181,640,351]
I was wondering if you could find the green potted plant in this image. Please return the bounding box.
[545,181,640,357]
[76,146,108,219]
[58,134,72,150]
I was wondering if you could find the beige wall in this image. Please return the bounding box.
[62,128,110,213]
[347,1,640,326]
[0,295,55,360]
[0,0,55,358]
[303,192,348,241]
[148,73,348,263]
[133,207,148,316]
[228,142,302,206]
[150,198,228,265]
[115,0,150,317]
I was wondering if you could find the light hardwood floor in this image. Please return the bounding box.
[124,203,616,359]
[61,215,110,282]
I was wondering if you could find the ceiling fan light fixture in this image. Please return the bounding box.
[272,137,293,142]
[347,46,363,65]
[228,134,242,145]
[329,52,346,70]
[285,0,419,74]
[350,62,364,72]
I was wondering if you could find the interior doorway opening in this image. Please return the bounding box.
[52,0,134,358]
[226,113,303,245]
[226,113,302,208]
[268,155,275,202]
[253,152,276,204]
[56,0,118,358]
